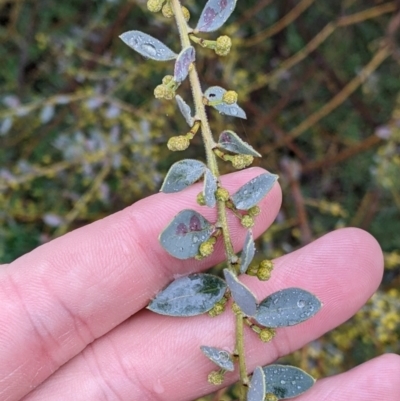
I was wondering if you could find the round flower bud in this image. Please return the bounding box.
[208,371,224,386]
[222,90,238,105]
[181,6,190,21]
[259,328,276,343]
[248,205,261,217]
[154,84,167,99]
[231,155,254,169]
[162,75,174,85]
[147,0,163,12]
[246,264,259,276]
[167,135,190,151]
[260,259,274,272]
[241,215,254,229]
[215,187,230,202]
[199,240,214,257]
[162,3,174,18]
[164,87,175,100]
[215,35,232,56]
[197,192,206,206]
[265,393,279,401]
[257,265,271,281]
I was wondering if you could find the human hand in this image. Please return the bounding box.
[1,168,398,401]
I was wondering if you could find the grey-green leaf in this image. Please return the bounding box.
[240,230,255,274]
[203,168,217,208]
[159,209,214,259]
[148,274,227,317]
[196,0,237,32]
[174,46,195,83]
[248,366,266,401]
[204,86,225,102]
[204,87,246,119]
[161,159,206,193]
[119,30,177,61]
[176,95,194,126]
[231,173,278,210]
[263,364,315,399]
[218,130,261,157]
[255,288,322,328]
[223,269,257,316]
[214,103,247,119]
[200,346,234,372]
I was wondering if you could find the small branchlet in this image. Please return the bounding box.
[189,34,232,56]
[120,2,321,400]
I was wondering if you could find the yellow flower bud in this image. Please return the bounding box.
[147,0,164,12]
[162,75,174,85]
[222,90,238,105]
[265,393,279,401]
[197,192,206,206]
[162,2,174,18]
[231,154,254,169]
[181,6,190,21]
[164,87,175,100]
[259,328,276,342]
[154,84,167,99]
[167,135,190,151]
[248,205,261,217]
[215,187,230,202]
[260,259,274,272]
[215,35,232,56]
[207,371,224,385]
[257,265,271,281]
[199,240,214,257]
[241,215,254,228]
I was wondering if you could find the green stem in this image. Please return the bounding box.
[170,0,236,267]
[236,312,249,391]
[171,3,248,399]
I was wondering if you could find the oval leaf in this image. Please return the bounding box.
[248,366,266,401]
[255,288,322,328]
[223,269,257,316]
[203,168,217,208]
[231,173,278,210]
[214,103,247,119]
[240,230,255,274]
[262,364,315,399]
[196,0,237,32]
[159,209,214,259]
[161,159,206,193]
[200,346,234,372]
[148,274,227,316]
[204,85,225,102]
[218,130,261,157]
[174,46,195,83]
[119,30,177,61]
[176,95,194,126]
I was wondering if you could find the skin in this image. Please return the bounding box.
[0,167,399,401]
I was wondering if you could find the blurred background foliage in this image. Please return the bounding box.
[0,0,399,399]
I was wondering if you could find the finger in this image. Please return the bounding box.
[0,168,281,401]
[293,353,400,400]
[22,228,384,401]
